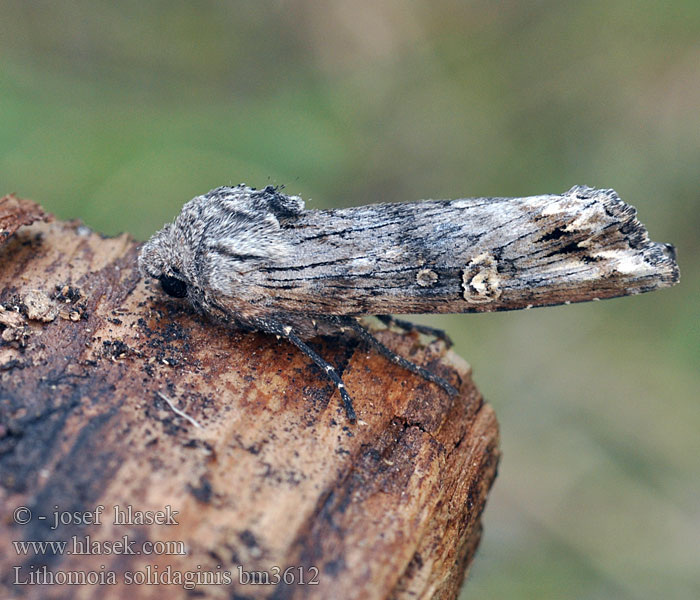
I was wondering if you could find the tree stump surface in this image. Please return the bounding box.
[0,196,500,600]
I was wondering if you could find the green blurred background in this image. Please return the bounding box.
[1,1,697,597]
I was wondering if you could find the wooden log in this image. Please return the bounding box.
[0,196,500,599]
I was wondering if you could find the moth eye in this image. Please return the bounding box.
[159,275,188,298]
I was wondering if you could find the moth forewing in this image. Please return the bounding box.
[247,186,678,315]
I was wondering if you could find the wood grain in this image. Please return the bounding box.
[0,199,499,599]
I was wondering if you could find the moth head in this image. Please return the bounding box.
[138,224,190,299]
[139,184,304,303]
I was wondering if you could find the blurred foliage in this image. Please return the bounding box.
[1,1,698,598]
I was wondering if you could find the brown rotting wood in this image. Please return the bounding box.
[0,197,499,600]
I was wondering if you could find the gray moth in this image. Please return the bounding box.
[139,184,679,422]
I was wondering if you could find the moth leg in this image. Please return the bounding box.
[336,317,458,397]
[376,315,453,347]
[256,319,357,423]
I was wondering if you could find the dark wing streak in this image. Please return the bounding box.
[260,265,418,285]
[296,217,408,242]
[261,257,353,273]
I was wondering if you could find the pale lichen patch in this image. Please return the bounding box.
[0,306,28,344]
[462,252,502,304]
[564,202,608,232]
[541,198,573,216]
[593,249,652,275]
[23,290,59,322]
[0,307,24,329]
[416,268,438,287]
